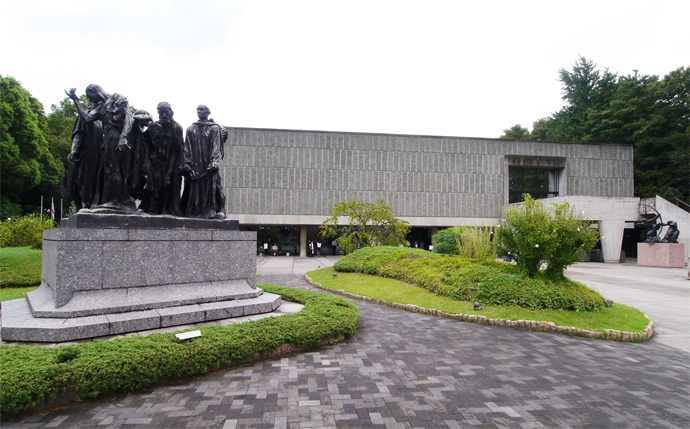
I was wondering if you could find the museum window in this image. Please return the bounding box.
[504,156,566,205]
[508,167,560,203]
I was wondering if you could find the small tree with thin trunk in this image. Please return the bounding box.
[319,199,410,255]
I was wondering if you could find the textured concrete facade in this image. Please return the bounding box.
[222,128,634,224]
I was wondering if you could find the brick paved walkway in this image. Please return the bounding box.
[4,274,689,428]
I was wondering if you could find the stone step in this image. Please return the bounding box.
[0,291,281,343]
[27,280,262,318]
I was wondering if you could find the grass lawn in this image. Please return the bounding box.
[308,267,650,334]
[0,247,42,288]
[0,286,39,303]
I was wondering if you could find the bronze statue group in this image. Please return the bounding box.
[65,84,226,219]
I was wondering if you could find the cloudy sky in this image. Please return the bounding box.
[3,0,688,139]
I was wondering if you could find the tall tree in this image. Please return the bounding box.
[0,76,65,217]
[499,124,530,140]
[500,60,689,203]
[45,96,88,174]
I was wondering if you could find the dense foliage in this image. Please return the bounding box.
[500,58,689,203]
[320,199,410,254]
[0,284,359,416]
[0,246,43,288]
[431,226,495,261]
[0,214,56,249]
[495,195,600,279]
[334,247,606,312]
[431,226,463,255]
[1,77,71,218]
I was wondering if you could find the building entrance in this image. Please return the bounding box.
[251,226,300,256]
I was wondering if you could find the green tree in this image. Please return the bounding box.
[499,124,530,140]
[496,195,600,279]
[500,59,689,203]
[319,199,410,254]
[45,97,83,174]
[1,76,66,216]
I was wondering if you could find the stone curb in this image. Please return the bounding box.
[304,275,654,343]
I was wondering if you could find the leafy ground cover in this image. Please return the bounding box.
[308,267,649,334]
[0,284,360,417]
[0,246,42,288]
[336,247,606,311]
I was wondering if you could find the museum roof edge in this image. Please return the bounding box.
[222,126,633,147]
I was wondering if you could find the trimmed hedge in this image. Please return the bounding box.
[0,284,359,416]
[335,247,606,312]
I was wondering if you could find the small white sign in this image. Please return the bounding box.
[176,330,202,341]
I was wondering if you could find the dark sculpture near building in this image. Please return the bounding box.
[659,220,680,243]
[63,87,228,219]
[638,208,680,244]
[140,102,184,216]
[65,85,109,209]
[96,93,138,211]
[66,87,138,212]
[128,109,153,201]
[181,105,227,219]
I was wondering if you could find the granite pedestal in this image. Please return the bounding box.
[637,242,686,268]
[0,213,281,342]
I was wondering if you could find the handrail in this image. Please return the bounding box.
[674,198,690,211]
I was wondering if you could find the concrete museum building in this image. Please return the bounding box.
[219,127,689,263]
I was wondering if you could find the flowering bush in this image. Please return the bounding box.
[496,195,600,279]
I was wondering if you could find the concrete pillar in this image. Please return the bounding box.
[599,220,625,263]
[299,226,307,257]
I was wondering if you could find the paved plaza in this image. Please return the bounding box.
[2,259,689,428]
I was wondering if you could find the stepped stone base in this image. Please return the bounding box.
[27,280,262,318]
[1,292,281,342]
[0,213,276,343]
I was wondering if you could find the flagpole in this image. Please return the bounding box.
[40,196,43,222]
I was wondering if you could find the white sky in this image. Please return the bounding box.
[2,0,688,139]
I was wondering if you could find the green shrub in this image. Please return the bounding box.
[432,226,496,261]
[0,284,359,416]
[0,214,57,249]
[335,247,606,312]
[457,227,496,261]
[431,226,464,255]
[496,195,600,279]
